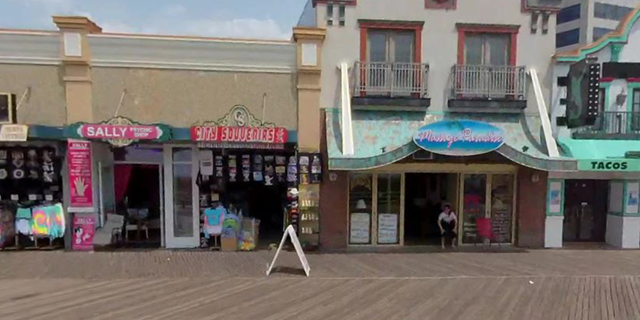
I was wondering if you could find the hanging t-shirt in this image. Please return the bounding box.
[204,207,226,226]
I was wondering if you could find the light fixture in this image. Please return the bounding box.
[356,199,367,210]
[531,173,540,183]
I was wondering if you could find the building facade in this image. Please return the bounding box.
[0,17,325,249]
[549,8,640,249]
[298,0,570,250]
[557,0,639,50]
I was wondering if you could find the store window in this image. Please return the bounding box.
[349,173,372,244]
[377,174,401,244]
[490,174,513,243]
[632,89,640,130]
[461,174,487,244]
[172,148,193,238]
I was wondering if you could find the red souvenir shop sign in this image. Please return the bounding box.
[190,126,288,144]
[191,105,288,148]
[67,139,93,211]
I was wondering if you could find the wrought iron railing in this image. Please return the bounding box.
[451,65,526,99]
[576,111,640,136]
[354,61,429,98]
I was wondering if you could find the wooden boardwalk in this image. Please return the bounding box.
[0,249,639,319]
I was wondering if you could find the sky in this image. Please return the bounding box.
[0,0,309,39]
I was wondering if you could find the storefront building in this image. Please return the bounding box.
[0,16,326,250]
[549,8,640,249]
[297,0,570,249]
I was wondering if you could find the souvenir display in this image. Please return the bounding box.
[275,156,286,183]
[252,155,263,182]
[287,155,298,183]
[264,155,275,186]
[228,155,237,182]
[215,155,224,178]
[242,155,251,182]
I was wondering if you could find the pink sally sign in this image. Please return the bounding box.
[67,140,93,210]
[72,215,95,251]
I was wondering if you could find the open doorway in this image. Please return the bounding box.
[563,180,608,242]
[114,164,162,247]
[404,173,459,245]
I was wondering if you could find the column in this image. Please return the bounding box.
[293,27,325,248]
[606,180,640,248]
[545,179,564,248]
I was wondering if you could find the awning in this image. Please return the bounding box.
[559,138,640,171]
[325,109,577,171]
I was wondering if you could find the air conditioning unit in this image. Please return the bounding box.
[412,150,434,161]
[0,93,17,124]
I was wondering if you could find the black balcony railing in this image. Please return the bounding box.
[575,111,640,137]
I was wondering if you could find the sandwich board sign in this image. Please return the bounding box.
[266,225,310,277]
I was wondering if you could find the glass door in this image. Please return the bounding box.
[461,174,487,244]
[376,174,402,245]
[460,173,515,245]
[163,146,199,248]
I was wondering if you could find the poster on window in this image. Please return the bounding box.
[67,140,93,210]
[350,213,370,244]
[626,182,640,214]
[548,181,562,214]
[377,213,398,244]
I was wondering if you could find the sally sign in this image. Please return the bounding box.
[413,120,505,156]
[69,117,170,147]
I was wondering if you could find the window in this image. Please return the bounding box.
[368,30,415,63]
[0,94,15,124]
[632,89,640,130]
[556,28,580,48]
[464,33,510,66]
[338,5,346,26]
[594,3,633,21]
[593,27,614,41]
[326,4,334,26]
[349,173,372,244]
[558,4,581,25]
[599,88,606,112]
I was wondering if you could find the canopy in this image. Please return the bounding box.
[325,109,576,171]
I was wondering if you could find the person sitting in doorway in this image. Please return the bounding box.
[438,204,457,249]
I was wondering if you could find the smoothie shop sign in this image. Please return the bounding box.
[413,120,505,156]
[68,117,170,147]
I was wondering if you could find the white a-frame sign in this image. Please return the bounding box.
[266,225,310,277]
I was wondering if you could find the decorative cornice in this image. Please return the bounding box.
[293,27,326,41]
[555,8,640,62]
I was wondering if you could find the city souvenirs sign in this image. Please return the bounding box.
[191,105,288,149]
[68,117,170,147]
[413,120,505,156]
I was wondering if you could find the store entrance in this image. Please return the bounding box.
[404,173,459,246]
[563,180,608,242]
[114,163,162,247]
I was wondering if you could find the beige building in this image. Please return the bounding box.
[0,16,325,249]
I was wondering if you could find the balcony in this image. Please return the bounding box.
[573,112,640,139]
[448,65,527,113]
[353,61,430,109]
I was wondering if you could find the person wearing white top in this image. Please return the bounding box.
[437,204,457,249]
